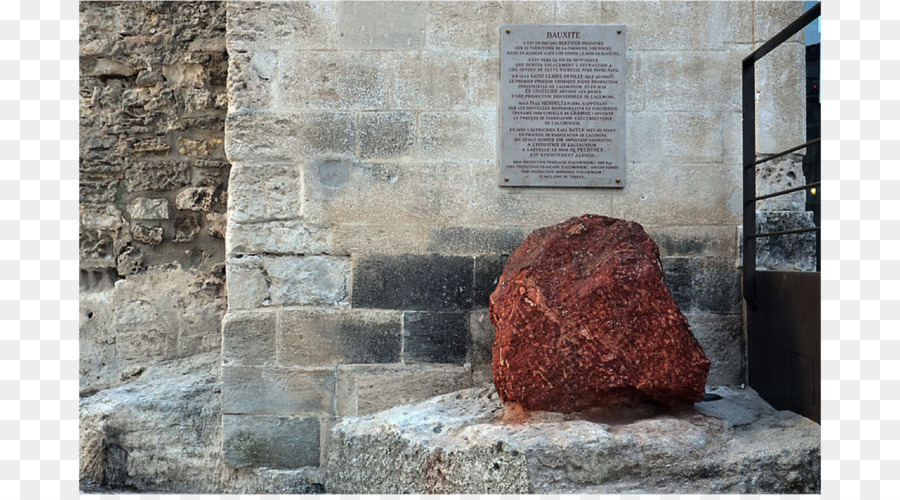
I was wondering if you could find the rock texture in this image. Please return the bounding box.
[490,215,711,411]
[325,386,821,494]
[80,352,324,494]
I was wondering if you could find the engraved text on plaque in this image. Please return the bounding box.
[500,25,626,187]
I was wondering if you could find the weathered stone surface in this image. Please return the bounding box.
[79,266,225,396]
[127,198,169,220]
[79,350,327,494]
[325,386,821,494]
[755,210,817,272]
[175,186,217,212]
[490,215,711,411]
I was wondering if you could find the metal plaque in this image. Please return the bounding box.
[500,24,626,188]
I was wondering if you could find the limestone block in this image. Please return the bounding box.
[329,223,431,255]
[226,1,338,52]
[644,225,737,258]
[358,111,416,159]
[685,313,745,386]
[425,1,504,51]
[755,0,806,44]
[278,309,402,367]
[264,255,350,307]
[336,1,426,50]
[554,1,604,24]
[466,55,499,108]
[607,162,741,226]
[226,111,356,163]
[601,1,753,49]
[417,111,496,161]
[226,220,330,256]
[325,387,820,494]
[467,165,615,227]
[226,256,269,310]
[661,111,727,164]
[629,50,741,113]
[227,50,277,111]
[223,414,321,469]
[222,367,334,415]
[351,254,474,311]
[228,164,301,222]
[402,311,469,364]
[222,311,277,367]
[755,42,807,155]
[279,52,388,110]
[334,364,474,417]
[302,159,470,225]
[127,198,169,220]
[388,52,468,110]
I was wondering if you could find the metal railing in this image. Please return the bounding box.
[742,2,821,309]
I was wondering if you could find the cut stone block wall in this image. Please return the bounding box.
[222,0,806,470]
[79,0,230,394]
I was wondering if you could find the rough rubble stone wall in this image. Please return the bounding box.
[79,0,229,394]
[222,0,805,471]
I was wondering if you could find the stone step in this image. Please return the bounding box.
[325,385,820,494]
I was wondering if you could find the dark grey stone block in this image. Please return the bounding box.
[279,310,402,366]
[693,257,741,314]
[403,311,469,364]
[352,254,474,311]
[223,414,320,469]
[473,254,508,308]
[662,257,693,312]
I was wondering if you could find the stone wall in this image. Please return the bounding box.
[79,1,229,395]
[222,0,806,471]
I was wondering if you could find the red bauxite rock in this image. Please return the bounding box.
[489,214,711,412]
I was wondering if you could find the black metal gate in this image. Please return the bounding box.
[742,3,821,423]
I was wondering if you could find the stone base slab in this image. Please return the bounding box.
[325,386,820,494]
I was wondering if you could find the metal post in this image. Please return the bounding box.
[742,59,757,311]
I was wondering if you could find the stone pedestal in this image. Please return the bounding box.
[325,386,820,494]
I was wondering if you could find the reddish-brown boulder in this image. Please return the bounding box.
[490,214,711,412]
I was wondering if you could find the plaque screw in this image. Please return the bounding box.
[504,177,510,182]
[506,29,511,34]
[615,177,621,183]
[617,29,622,34]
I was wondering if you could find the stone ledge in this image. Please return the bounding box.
[325,386,820,494]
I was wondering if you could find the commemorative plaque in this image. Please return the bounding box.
[500,25,626,187]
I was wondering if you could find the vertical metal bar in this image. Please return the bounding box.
[742,59,757,310]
